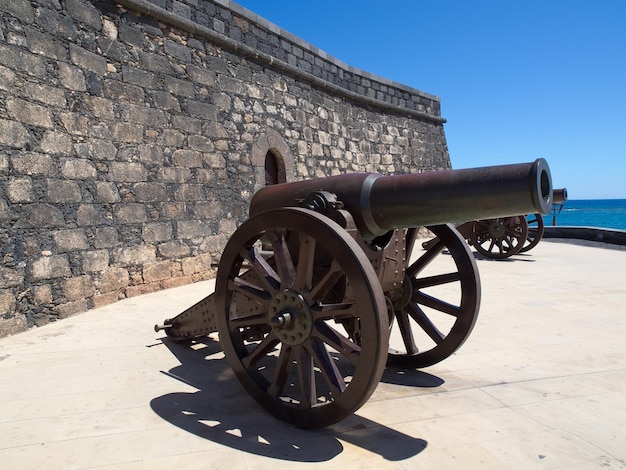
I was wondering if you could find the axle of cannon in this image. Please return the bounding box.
[250,159,552,240]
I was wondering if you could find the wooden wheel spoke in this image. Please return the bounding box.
[395,309,419,355]
[241,246,280,294]
[312,322,360,366]
[267,345,293,398]
[295,347,316,407]
[406,302,445,344]
[242,333,280,368]
[311,302,358,322]
[412,290,460,317]
[407,238,444,277]
[292,231,316,292]
[229,312,269,328]
[412,271,461,289]
[308,339,346,397]
[228,277,271,305]
[266,229,297,289]
[306,260,343,304]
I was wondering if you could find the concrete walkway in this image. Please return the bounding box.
[1,239,625,469]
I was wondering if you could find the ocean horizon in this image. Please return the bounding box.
[544,199,626,231]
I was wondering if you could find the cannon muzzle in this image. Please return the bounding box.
[553,188,568,204]
[250,159,553,239]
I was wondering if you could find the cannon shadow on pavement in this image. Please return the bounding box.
[150,336,428,462]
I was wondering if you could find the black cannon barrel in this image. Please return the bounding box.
[250,159,553,239]
[553,188,568,204]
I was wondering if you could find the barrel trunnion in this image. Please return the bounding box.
[155,159,553,428]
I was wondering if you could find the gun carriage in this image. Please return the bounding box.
[155,159,553,428]
[430,187,567,259]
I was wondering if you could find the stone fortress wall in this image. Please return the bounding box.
[0,0,451,336]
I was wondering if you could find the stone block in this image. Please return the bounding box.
[98,267,129,293]
[143,261,172,283]
[37,6,78,41]
[138,144,165,164]
[159,167,191,183]
[95,182,120,203]
[142,222,173,242]
[187,64,216,86]
[0,43,46,77]
[30,255,71,281]
[161,275,193,290]
[59,112,90,135]
[165,74,195,97]
[150,91,182,112]
[109,162,148,182]
[177,220,212,239]
[25,27,66,61]
[14,203,65,228]
[6,98,53,128]
[75,140,117,161]
[33,284,53,304]
[38,132,73,156]
[65,0,102,29]
[172,149,203,168]
[175,184,206,202]
[47,179,82,203]
[0,0,35,23]
[82,250,110,272]
[158,240,190,258]
[204,153,226,168]
[123,105,167,127]
[0,267,24,289]
[84,96,114,119]
[61,158,97,180]
[102,79,144,104]
[192,202,223,219]
[188,135,215,152]
[53,228,89,252]
[0,314,28,338]
[55,299,89,319]
[185,100,217,120]
[69,43,106,74]
[115,204,147,224]
[111,122,144,143]
[95,226,118,249]
[58,63,87,92]
[133,182,166,203]
[7,177,34,203]
[77,204,102,226]
[93,291,120,308]
[61,275,94,301]
[181,253,212,276]
[113,244,156,266]
[125,282,161,298]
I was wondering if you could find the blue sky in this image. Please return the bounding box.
[234,0,626,199]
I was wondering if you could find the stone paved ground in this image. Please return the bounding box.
[1,239,625,469]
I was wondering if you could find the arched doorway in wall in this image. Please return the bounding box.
[264,149,282,186]
[252,129,294,191]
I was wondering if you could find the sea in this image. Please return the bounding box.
[544,199,626,231]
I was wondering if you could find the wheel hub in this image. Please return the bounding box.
[489,220,506,238]
[268,289,313,345]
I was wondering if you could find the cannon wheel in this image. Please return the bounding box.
[469,217,529,259]
[215,207,389,429]
[519,213,545,253]
[388,224,481,368]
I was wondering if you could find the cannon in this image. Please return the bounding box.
[425,187,567,259]
[155,159,553,428]
[519,188,568,252]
